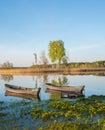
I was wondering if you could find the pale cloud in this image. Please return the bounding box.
[70,43,105,52]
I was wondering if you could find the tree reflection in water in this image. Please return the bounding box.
[51,76,69,86]
[32,74,48,93]
[50,76,69,99]
[0,75,13,82]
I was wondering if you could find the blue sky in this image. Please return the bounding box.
[0,0,105,67]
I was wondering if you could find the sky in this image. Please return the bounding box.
[0,0,105,67]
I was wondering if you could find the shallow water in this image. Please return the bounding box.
[0,74,105,102]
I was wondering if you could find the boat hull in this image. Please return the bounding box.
[46,83,85,94]
[5,84,41,96]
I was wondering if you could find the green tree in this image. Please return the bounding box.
[48,40,65,66]
[62,55,69,66]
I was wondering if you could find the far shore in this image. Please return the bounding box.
[0,67,105,75]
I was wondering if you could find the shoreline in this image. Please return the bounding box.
[0,67,105,75]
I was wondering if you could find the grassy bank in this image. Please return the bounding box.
[0,67,105,75]
[1,60,105,74]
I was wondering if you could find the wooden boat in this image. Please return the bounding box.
[45,83,85,94]
[5,84,41,96]
[5,91,40,100]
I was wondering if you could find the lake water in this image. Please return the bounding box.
[0,73,105,102]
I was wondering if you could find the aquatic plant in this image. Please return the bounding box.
[1,96,105,129]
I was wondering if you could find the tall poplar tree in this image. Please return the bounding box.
[33,53,37,65]
[48,40,65,66]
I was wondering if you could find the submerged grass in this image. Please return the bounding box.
[0,96,105,129]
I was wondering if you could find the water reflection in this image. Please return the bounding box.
[46,81,85,100]
[0,73,105,102]
[69,72,105,76]
[48,76,70,99]
[46,89,85,99]
[51,76,69,86]
[5,91,40,101]
[94,73,105,76]
[0,75,13,82]
[32,74,48,88]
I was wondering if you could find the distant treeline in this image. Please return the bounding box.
[1,60,105,69]
[31,60,105,68]
[66,61,105,68]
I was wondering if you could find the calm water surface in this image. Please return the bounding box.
[0,74,105,102]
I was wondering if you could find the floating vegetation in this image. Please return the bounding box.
[88,95,105,102]
[38,119,105,130]
[0,96,105,129]
[0,112,6,117]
